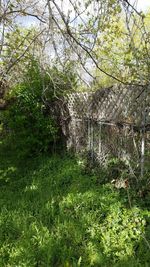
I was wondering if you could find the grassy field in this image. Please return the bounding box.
[0,142,150,267]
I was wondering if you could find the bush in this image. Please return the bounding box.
[3,59,76,154]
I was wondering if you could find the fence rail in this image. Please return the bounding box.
[63,85,150,174]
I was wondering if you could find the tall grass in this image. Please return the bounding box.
[0,142,150,266]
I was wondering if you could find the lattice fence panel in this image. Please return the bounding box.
[63,85,150,168]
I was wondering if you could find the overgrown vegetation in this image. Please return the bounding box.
[1,59,76,154]
[0,141,150,267]
[0,1,150,266]
[0,57,150,267]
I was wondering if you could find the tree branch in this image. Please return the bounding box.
[0,10,46,23]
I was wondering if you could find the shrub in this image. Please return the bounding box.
[3,59,76,154]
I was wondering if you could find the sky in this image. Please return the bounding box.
[135,0,150,11]
[18,0,150,28]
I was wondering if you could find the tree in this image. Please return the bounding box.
[0,0,45,108]
[1,0,150,100]
[92,9,150,88]
[45,0,150,87]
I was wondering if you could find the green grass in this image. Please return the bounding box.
[0,142,150,267]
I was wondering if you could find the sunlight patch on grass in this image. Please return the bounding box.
[0,146,150,266]
[24,182,39,192]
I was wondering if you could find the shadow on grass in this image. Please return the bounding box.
[0,141,150,266]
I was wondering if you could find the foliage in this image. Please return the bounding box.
[1,0,150,92]
[2,59,76,154]
[0,25,41,95]
[0,1,150,265]
[0,142,150,267]
[92,10,150,89]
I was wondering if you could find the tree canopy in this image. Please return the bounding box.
[0,0,150,92]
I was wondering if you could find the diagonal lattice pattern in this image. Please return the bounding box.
[64,85,150,168]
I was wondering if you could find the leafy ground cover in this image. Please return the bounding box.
[0,142,150,267]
